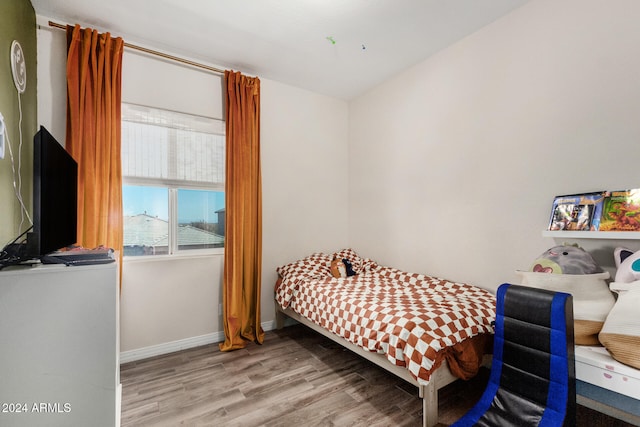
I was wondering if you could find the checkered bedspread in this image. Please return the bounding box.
[275,251,496,385]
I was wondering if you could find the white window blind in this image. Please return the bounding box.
[121,103,225,188]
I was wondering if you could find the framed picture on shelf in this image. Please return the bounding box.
[548,192,605,231]
[599,189,640,231]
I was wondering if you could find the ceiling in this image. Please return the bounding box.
[30,0,530,100]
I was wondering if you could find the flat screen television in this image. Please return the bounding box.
[26,126,78,258]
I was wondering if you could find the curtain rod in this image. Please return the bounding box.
[48,20,224,75]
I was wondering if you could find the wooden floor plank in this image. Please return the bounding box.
[121,324,635,426]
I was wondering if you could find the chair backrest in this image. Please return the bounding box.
[455,283,575,426]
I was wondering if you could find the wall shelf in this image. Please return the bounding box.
[543,230,640,240]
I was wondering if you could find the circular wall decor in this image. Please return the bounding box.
[11,40,27,94]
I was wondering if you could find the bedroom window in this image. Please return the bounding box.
[121,103,225,256]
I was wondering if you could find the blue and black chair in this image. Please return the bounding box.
[452,283,575,427]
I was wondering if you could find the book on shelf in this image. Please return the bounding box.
[548,192,605,231]
[599,189,640,232]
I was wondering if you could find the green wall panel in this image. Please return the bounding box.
[0,0,37,247]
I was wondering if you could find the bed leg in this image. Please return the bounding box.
[275,308,286,329]
[421,382,438,427]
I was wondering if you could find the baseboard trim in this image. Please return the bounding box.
[120,331,224,364]
[115,383,122,427]
[119,319,295,364]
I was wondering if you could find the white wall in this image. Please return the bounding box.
[119,255,223,354]
[261,79,350,321]
[348,0,640,291]
[36,17,349,358]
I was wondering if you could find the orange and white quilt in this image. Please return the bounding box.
[275,250,496,384]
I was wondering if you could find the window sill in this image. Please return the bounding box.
[123,250,224,263]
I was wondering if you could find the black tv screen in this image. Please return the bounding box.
[26,126,78,257]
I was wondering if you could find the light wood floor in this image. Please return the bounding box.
[121,324,634,427]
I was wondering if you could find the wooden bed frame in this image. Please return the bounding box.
[275,304,491,427]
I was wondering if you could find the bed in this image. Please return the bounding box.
[274,249,496,427]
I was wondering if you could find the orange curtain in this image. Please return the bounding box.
[65,24,124,258]
[219,70,264,351]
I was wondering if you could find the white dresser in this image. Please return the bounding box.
[0,262,120,427]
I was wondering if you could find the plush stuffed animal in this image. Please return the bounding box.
[330,256,357,278]
[529,243,603,274]
[342,258,356,276]
[330,257,347,278]
[517,243,614,345]
[610,247,640,282]
[598,247,640,369]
